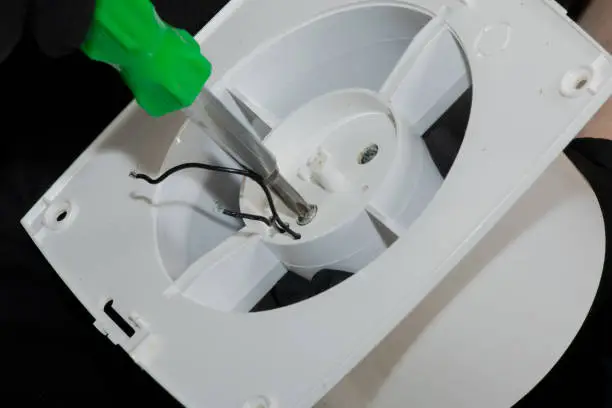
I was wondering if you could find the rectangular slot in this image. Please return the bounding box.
[103,300,135,338]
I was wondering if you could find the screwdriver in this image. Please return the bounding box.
[81,0,316,225]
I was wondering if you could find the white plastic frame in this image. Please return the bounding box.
[22,1,612,407]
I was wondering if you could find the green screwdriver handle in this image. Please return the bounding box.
[82,0,212,117]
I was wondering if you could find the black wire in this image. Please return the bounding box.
[129,162,252,184]
[129,162,301,239]
[250,175,300,239]
[221,209,272,227]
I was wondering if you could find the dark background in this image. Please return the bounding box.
[1,0,610,406]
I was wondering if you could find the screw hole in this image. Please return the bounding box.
[358,144,379,165]
[575,77,588,90]
[561,68,593,98]
[56,210,68,222]
[43,201,75,230]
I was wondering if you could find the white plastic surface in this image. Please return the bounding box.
[318,155,605,408]
[21,1,612,408]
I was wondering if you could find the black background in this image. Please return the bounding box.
[1,0,610,406]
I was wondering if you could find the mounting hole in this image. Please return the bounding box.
[43,201,75,230]
[358,143,379,165]
[56,210,68,222]
[560,67,593,97]
[575,77,588,90]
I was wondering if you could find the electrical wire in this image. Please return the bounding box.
[129,162,301,239]
[220,209,272,227]
[129,162,252,184]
